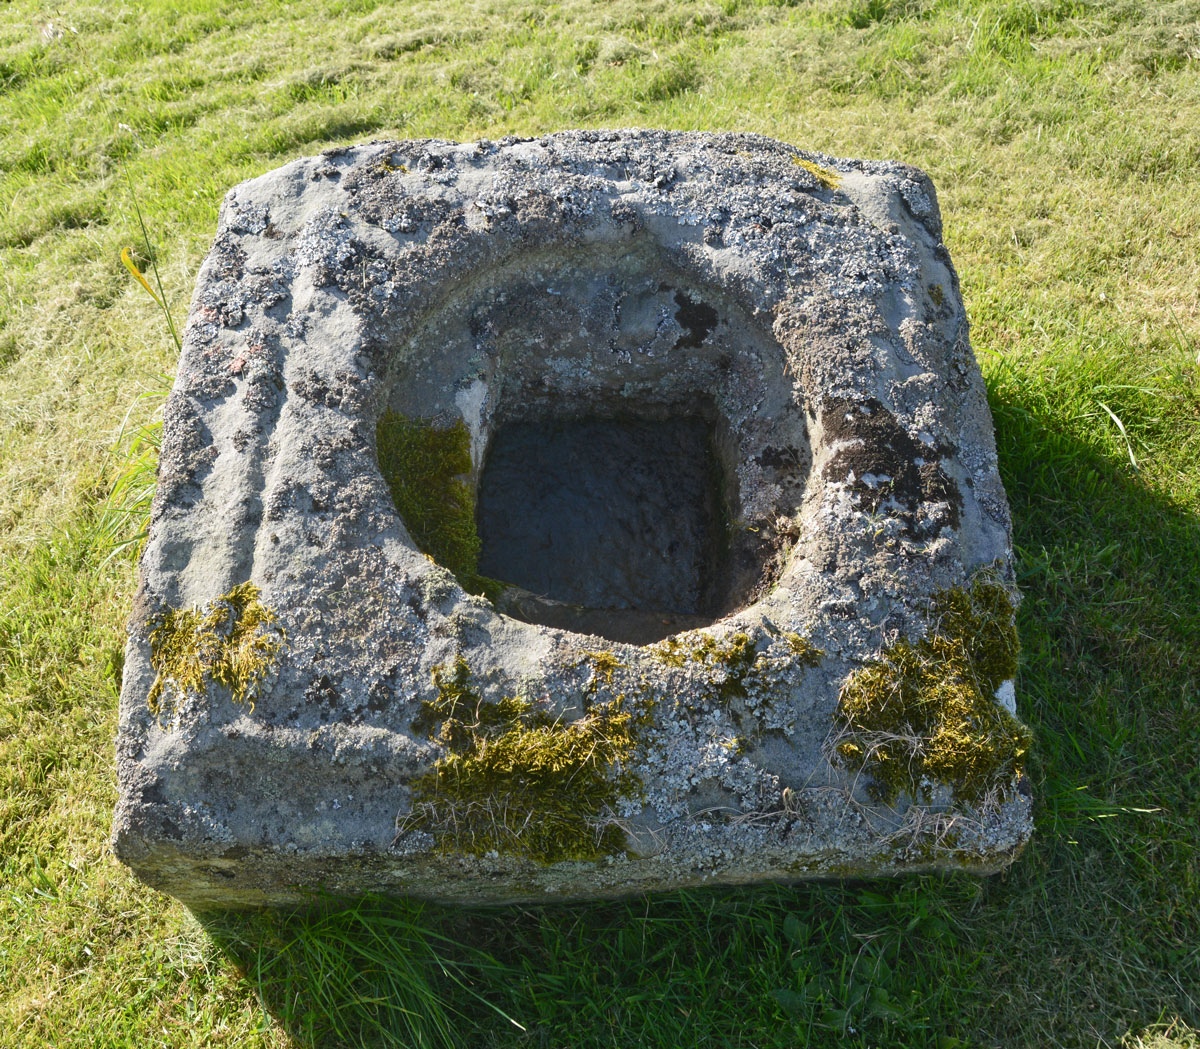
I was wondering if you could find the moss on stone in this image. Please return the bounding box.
[792,156,841,190]
[653,628,823,723]
[146,582,285,717]
[584,650,622,687]
[403,657,642,864]
[376,410,494,597]
[782,631,825,667]
[651,631,760,707]
[653,631,755,672]
[833,570,1031,806]
[650,638,689,669]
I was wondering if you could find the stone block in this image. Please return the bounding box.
[113,131,1032,908]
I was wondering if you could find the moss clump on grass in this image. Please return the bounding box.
[376,410,494,597]
[402,657,641,863]
[834,571,1031,806]
[147,582,285,717]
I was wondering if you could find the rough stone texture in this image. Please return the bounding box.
[113,131,1032,909]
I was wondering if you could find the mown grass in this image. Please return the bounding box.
[1,0,1197,1046]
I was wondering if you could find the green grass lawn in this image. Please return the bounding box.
[2,0,1198,1045]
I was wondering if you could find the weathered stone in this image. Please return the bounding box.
[113,131,1032,909]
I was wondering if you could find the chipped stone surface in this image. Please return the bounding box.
[113,131,1031,909]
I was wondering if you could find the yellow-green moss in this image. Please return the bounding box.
[146,582,285,717]
[584,650,623,686]
[653,631,756,671]
[782,631,825,667]
[652,631,760,705]
[792,155,841,190]
[376,410,494,597]
[833,571,1031,806]
[653,629,823,717]
[403,657,641,863]
[650,637,689,669]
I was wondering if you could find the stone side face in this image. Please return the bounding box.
[113,131,1031,909]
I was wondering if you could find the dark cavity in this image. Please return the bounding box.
[477,415,729,644]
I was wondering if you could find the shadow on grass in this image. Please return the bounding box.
[202,363,1200,1049]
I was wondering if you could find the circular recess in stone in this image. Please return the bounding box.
[379,241,813,642]
[476,412,730,644]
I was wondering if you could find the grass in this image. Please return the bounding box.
[0,0,1198,1045]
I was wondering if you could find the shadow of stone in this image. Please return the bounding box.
[988,373,1200,820]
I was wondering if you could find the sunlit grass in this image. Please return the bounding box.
[1,0,1198,1045]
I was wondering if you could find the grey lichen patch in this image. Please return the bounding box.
[651,628,821,707]
[147,582,285,717]
[400,657,643,863]
[376,410,494,597]
[651,628,822,712]
[632,627,827,817]
[833,569,1031,806]
[583,649,623,687]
